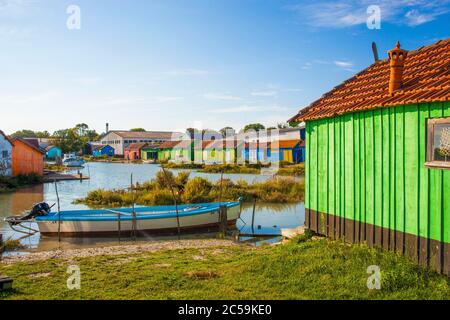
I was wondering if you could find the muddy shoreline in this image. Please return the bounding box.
[0,239,239,265]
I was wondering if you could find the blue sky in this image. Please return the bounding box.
[1,0,450,134]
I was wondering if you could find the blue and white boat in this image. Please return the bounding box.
[30,201,242,237]
[62,153,85,167]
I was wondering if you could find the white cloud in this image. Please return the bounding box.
[209,104,288,114]
[209,105,259,113]
[75,77,101,86]
[301,59,355,72]
[334,60,354,68]
[251,90,278,97]
[153,96,183,103]
[283,88,304,93]
[0,90,60,105]
[163,68,210,76]
[404,9,445,26]
[0,0,37,17]
[103,96,183,106]
[288,0,450,28]
[202,93,242,101]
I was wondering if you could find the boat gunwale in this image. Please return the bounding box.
[35,201,240,222]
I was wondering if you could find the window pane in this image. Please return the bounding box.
[433,123,450,162]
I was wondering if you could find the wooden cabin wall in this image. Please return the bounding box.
[305,101,450,275]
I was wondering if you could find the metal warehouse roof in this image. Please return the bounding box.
[110,131,182,140]
[290,38,450,122]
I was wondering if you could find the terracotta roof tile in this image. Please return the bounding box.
[290,39,450,122]
[159,140,192,149]
[125,143,149,151]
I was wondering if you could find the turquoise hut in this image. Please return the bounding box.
[45,145,62,160]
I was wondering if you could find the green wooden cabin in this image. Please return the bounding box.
[141,143,162,161]
[202,140,238,164]
[156,140,194,162]
[290,40,450,275]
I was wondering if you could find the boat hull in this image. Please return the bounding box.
[37,203,241,237]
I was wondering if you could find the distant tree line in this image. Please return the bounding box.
[11,123,101,153]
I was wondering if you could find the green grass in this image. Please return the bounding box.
[44,163,66,172]
[1,236,449,300]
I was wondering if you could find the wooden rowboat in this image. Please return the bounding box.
[34,201,242,237]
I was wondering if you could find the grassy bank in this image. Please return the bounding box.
[1,236,449,300]
[0,174,43,193]
[74,170,303,207]
[44,163,66,172]
[162,163,261,174]
[276,163,305,176]
[163,162,305,176]
[84,155,142,164]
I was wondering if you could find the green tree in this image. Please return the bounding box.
[243,123,265,132]
[52,128,84,153]
[36,131,51,138]
[75,123,89,137]
[220,127,235,138]
[130,128,146,132]
[288,121,300,128]
[11,129,37,138]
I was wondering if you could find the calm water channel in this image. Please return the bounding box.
[0,163,304,254]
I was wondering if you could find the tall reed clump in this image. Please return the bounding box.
[75,170,304,207]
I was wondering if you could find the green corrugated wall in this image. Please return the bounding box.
[305,102,450,245]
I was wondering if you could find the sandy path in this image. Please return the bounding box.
[0,239,238,265]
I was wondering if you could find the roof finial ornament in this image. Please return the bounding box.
[396,41,401,49]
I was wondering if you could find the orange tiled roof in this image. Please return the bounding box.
[278,140,301,149]
[125,143,149,151]
[290,39,450,122]
[159,140,192,149]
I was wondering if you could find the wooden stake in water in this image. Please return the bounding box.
[54,180,61,242]
[251,196,257,235]
[161,167,181,239]
[131,174,137,240]
[218,169,224,203]
[117,209,121,242]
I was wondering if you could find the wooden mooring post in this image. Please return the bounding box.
[161,167,181,239]
[251,196,257,235]
[117,210,121,242]
[55,179,61,242]
[218,205,228,237]
[131,174,137,240]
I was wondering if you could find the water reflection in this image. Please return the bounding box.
[0,163,304,253]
